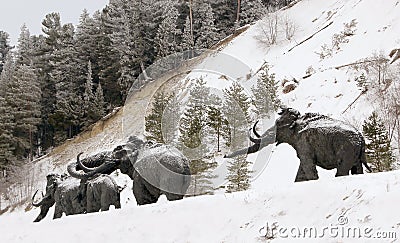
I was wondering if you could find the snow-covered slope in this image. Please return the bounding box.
[2,0,400,242]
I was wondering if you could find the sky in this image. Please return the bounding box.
[0,0,109,45]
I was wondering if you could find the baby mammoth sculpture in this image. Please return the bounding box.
[67,136,191,205]
[32,172,121,222]
[225,107,371,182]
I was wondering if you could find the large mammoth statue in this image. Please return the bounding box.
[32,172,121,222]
[67,136,191,205]
[225,107,371,182]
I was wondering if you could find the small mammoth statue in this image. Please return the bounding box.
[32,172,121,222]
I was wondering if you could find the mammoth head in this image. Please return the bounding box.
[113,144,137,176]
[276,107,300,128]
[32,173,60,222]
[275,107,301,143]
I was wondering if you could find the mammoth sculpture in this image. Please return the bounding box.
[225,107,371,182]
[32,172,121,222]
[67,136,191,205]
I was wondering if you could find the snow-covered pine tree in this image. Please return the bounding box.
[223,81,253,192]
[0,31,12,75]
[251,64,280,119]
[226,155,252,192]
[179,77,216,196]
[222,81,251,149]
[362,112,396,172]
[94,10,122,107]
[0,96,15,172]
[154,1,179,58]
[193,2,219,48]
[161,95,181,144]
[145,90,175,143]
[93,82,106,119]
[82,61,96,128]
[15,24,33,66]
[8,64,41,161]
[210,0,237,37]
[207,94,228,152]
[180,16,195,56]
[0,51,16,171]
[240,0,266,26]
[50,23,84,143]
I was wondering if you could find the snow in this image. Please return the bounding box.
[2,0,400,242]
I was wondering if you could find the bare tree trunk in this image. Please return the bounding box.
[236,0,241,23]
[29,126,33,162]
[189,0,194,45]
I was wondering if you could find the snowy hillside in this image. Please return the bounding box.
[1,0,400,242]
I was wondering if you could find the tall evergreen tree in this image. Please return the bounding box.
[223,81,253,192]
[251,64,280,119]
[180,16,195,53]
[0,31,12,75]
[179,77,216,196]
[240,0,266,26]
[15,24,33,66]
[210,0,237,36]
[154,1,180,58]
[7,64,41,161]
[93,82,106,119]
[207,95,228,152]
[362,112,396,172]
[222,81,251,148]
[226,155,252,192]
[50,23,84,142]
[145,90,175,143]
[36,13,63,150]
[193,2,219,48]
[0,95,15,173]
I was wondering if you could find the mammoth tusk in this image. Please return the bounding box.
[248,129,262,144]
[32,189,44,207]
[252,121,261,138]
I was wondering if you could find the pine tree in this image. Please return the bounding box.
[226,155,252,192]
[15,24,33,66]
[161,95,181,144]
[179,77,216,196]
[0,95,15,173]
[82,61,96,128]
[50,23,85,143]
[251,64,280,119]
[180,16,195,55]
[193,2,219,48]
[36,13,65,148]
[154,2,180,58]
[222,81,251,149]
[93,82,106,119]
[7,64,41,161]
[240,0,266,26]
[362,112,396,172]
[145,90,175,143]
[210,0,237,37]
[0,31,12,75]
[207,95,228,152]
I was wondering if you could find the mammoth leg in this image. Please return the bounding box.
[164,192,184,201]
[53,204,63,219]
[351,163,363,175]
[336,161,351,177]
[133,180,159,205]
[295,156,318,182]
